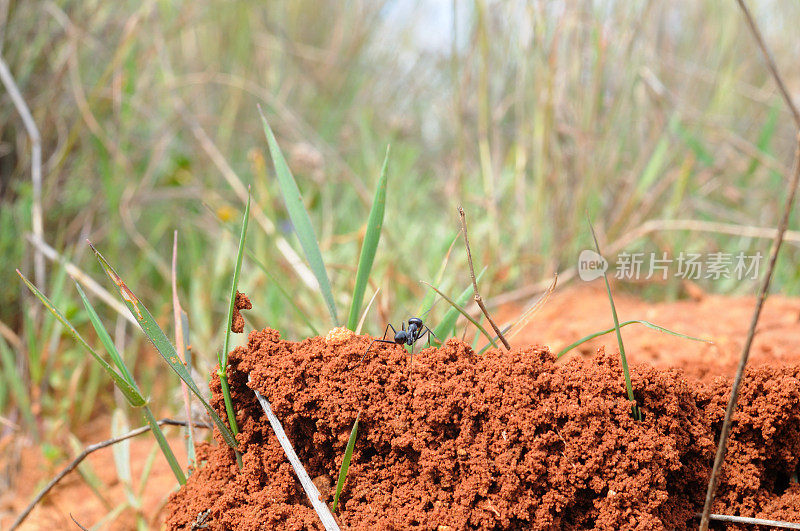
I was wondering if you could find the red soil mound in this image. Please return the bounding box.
[164,328,800,530]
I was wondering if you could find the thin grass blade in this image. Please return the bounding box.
[87,244,238,450]
[423,275,497,349]
[0,337,36,433]
[259,106,339,326]
[430,267,486,341]
[219,192,251,438]
[347,146,390,331]
[17,270,145,407]
[74,282,136,386]
[111,410,138,508]
[587,219,639,419]
[333,412,360,512]
[172,231,196,469]
[222,191,251,368]
[355,288,380,335]
[557,319,713,358]
[141,405,186,484]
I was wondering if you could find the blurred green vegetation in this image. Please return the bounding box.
[1,0,800,491]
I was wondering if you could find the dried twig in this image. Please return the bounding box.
[251,384,340,531]
[172,231,196,465]
[458,205,510,350]
[0,55,44,287]
[10,418,209,530]
[734,0,800,125]
[699,0,800,526]
[699,512,800,529]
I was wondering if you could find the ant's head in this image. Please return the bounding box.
[408,317,423,328]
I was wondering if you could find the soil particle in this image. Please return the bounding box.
[165,328,800,530]
[231,291,252,333]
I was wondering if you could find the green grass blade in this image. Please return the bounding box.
[17,270,145,407]
[87,244,238,450]
[430,267,486,340]
[74,281,137,386]
[222,191,251,368]
[141,405,186,485]
[0,337,37,433]
[259,106,339,326]
[219,192,251,438]
[556,320,713,358]
[333,412,360,512]
[424,275,497,349]
[347,145,390,331]
[587,219,639,419]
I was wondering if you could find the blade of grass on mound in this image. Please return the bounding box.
[333,412,360,512]
[259,105,339,327]
[77,282,186,485]
[557,320,713,358]
[423,274,497,349]
[347,146,390,331]
[587,219,640,420]
[17,270,144,408]
[219,191,251,438]
[87,243,238,450]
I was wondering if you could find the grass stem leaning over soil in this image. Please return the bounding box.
[87,242,239,451]
[556,319,712,358]
[587,219,641,421]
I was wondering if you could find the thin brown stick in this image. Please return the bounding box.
[734,0,800,126]
[700,1,800,526]
[457,205,510,350]
[10,418,210,531]
[172,231,196,463]
[701,133,800,529]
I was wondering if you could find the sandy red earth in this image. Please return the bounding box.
[3,283,800,529]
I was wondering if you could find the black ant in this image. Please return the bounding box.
[359,317,438,367]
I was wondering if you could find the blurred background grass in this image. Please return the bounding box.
[2,0,800,512]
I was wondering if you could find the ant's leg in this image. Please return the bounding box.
[425,327,439,346]
[358,338,397,366]
[382,323,397,341]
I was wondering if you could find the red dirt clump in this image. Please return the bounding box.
[231,291,252,333]
[164,328,800,529]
